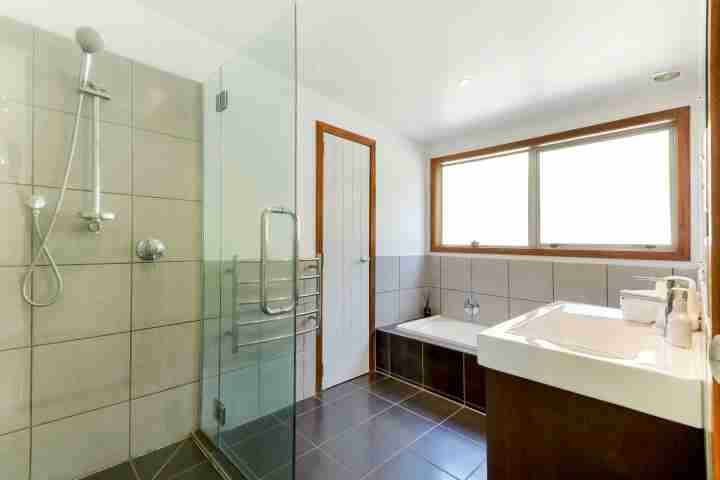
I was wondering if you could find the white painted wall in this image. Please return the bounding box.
[297,85,429,258]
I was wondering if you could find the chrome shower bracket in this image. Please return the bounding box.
[77,81,114,233]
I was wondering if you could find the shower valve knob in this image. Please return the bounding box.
[136,238,167,261]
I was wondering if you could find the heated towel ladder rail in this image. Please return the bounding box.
[226,255,322,353]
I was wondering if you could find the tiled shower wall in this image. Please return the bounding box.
[375,255,699,327]
[0,17,202,479]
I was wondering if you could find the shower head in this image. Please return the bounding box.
[75,27,104,87]
[26,195,47,211]
[75,27,104,54]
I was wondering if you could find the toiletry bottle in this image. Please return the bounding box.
[667,288,692,349]
[423,294,432,317]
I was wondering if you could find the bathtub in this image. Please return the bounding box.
[396,315,487,353]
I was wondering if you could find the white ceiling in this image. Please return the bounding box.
[3,0,704,145]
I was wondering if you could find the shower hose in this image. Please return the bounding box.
[21,92,86,306]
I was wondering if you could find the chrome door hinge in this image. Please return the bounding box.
[214,398,226,426]
[216,90,228,112]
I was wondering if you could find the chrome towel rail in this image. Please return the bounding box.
[233,311,318,328]
[228,249,323,353]
[234,325,319,349]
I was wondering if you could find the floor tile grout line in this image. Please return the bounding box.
[465,460,486,480]
[149,438,188,480]
[367,372,488,448]
[354,402,464,480]
[222,443,263,480]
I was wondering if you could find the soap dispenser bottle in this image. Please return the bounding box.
[667,288,692,349]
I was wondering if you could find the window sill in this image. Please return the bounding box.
[430,244,690,262]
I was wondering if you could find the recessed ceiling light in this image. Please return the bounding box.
[652,71,681,83]
[458,76,473,88]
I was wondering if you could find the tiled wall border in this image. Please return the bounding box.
[375,254,700,328]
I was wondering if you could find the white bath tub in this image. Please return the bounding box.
[396,315,487,352]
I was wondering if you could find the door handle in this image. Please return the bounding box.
[359,257,369,263]
[260,206,298,316]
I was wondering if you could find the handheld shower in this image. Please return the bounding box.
[22,26,110,307]
[76,27,104,87]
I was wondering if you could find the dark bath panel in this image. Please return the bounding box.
[422,343,463,401]
[389,334,422,384]
[464,353,486,412]
[376,330,391,372]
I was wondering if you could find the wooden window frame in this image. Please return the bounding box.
[430,107,691,260]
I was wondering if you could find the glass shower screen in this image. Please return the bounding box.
[201,4,298,479]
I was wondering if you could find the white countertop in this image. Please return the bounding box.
[476,302,705,428]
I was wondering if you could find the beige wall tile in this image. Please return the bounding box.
[132,261,201,329]
[202,317,221,380]
[399,255,429,289]
[471,258,509,297]
[375,291,399,328]
[34,30,131,125]
[33,264,131,344]
[0,102,32,184]
[509,260,554,302]
[607,265,673,308]
[554,262,607,306]
[509,298,547,318]
[0,17,33,103]
[0,348,30,435]
[32,334,130,424]
[31,402,129,480]
[0,429,29,479]
[133,130,201,200]
[0,184,30,265]
[200,375,219,439]
[442,257,470,291]
[474,294,509,326]
[398,287,440,321]
[375,256,398,292]
[0,267,30,350]
[442,289,469,321]
[34,187,131,265]
[33,108,131,194]
[133,63,202,140]
[131,321,200,398]
[130,382,199,457]
[133,196,201,261]
[673,267,699,284]
[426,255,441,287]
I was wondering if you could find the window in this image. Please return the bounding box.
[430,107,690,260]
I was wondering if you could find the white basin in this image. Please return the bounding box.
[477,302,704,428]
[508,303,659,360]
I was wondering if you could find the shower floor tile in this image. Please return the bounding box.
[81,372,487,480]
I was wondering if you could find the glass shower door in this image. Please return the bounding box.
[201,3,298,479]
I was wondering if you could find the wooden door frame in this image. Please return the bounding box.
[315,121,377,393]
[709,1,720,478]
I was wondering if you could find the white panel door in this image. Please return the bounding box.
[322,133,370,389]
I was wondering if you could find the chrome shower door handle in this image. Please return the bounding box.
[260,207,298,316]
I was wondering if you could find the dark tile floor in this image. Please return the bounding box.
[85,372,487,480]
[229,372,487,480]
[84,437,224,480]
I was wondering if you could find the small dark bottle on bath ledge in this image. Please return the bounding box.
[423,294,432,317]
